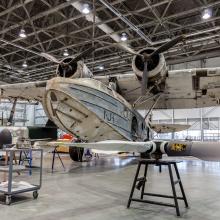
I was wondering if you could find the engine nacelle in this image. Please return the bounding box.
[56,58,93,79]
[132,48,167,87]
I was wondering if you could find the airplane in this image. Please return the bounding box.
[1,36,220,162]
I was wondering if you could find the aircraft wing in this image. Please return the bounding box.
[47,139,220,161]
[47,140,154,153]
[0,81,47,101]
[157,68,220,109]
[166,140,220,161]
[94,73,141,104]
[95,68,220,109]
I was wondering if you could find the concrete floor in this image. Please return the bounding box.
[0,154,220,220]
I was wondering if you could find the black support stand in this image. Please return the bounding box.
[127,159,189,216]
[51,146,65,172]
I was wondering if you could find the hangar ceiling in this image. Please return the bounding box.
[0,0,220,83]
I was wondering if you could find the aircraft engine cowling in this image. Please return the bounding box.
[132,48,167,88]
[56,58,93,79]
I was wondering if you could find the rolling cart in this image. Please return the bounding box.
[0,148,43,205]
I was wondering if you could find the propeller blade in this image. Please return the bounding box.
[141,61,148,95]
[150,35,185,57]
[1,39,41,57]
[0,39,61,64]
[40,53,60,64]
[68,46,96,65]
[120,48,144,58]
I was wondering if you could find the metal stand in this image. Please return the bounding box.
[51,146,65,172]
[127,159,189,216]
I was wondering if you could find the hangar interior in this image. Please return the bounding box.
[1,0,220,220]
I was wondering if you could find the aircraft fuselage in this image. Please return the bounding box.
[43,77,149,142]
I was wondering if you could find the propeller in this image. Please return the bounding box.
[68,46,96,65]
[0,39,95,74]
[140,35,185,95]
[59,46,96,76]
[150,35,185,57]
[40,52,60,64]
[141,61,148,95]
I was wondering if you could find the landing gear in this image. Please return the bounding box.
[69,147,84,162]
[33,191,39,199]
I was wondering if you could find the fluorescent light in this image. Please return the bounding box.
[22,61,27,68]
[82,3,90,14]
[202,8,212,20]
[98,65,104,70]
[63,49,69,56]
[19,29,27,38]
[121,33,128,41]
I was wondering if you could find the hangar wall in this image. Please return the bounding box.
[34,103,47,126]
[139,107,220,142]
[0,101,35,126]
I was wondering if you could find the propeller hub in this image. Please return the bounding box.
[132,48,166,81]
[57,57,78,78]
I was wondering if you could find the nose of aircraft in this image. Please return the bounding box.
[43,77,128,142]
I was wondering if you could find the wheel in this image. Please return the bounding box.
[33,191,38,199]
[5,195,11,205]
[69,147,84,162]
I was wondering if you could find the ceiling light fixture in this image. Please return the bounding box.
[202,8,212,20]
[63,49,69,57]
[98,65,104,70]
[82,3,90,14]
[22,61,28,68]
[121,33,128,41]
[19,28,27,38]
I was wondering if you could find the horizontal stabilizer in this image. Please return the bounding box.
[150,123,191,133]
[47,140,154,153]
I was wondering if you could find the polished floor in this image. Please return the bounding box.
[1,153,220,220]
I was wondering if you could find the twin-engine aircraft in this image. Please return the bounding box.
[1,37,220,161]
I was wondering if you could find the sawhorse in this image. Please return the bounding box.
[127,159,189,216]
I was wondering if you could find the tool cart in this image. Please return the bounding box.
[0,148,43,205]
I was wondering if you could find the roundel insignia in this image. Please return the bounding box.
[171,143,187,152]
